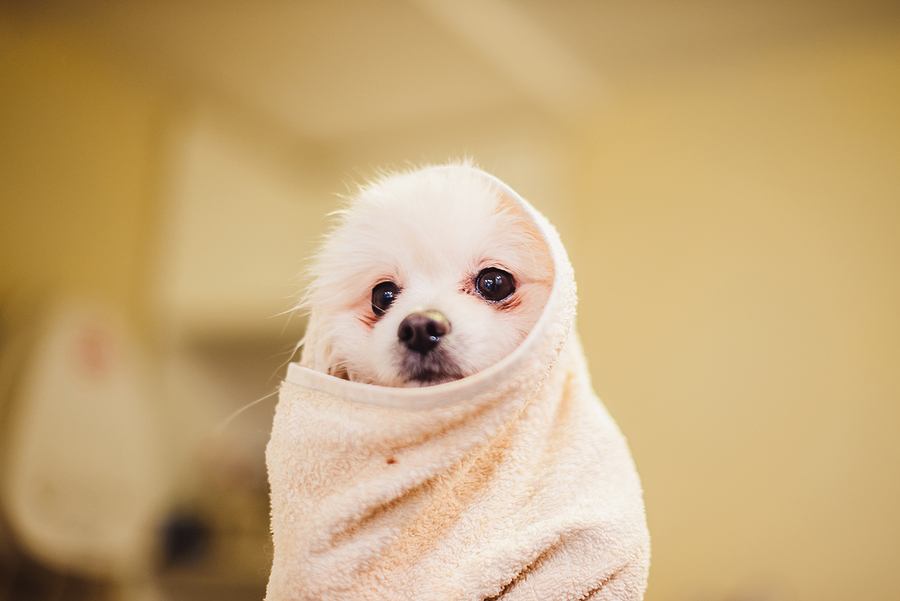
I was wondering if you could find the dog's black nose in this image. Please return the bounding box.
[398,311,450,355]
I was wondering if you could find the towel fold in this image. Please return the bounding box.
[266,167,649,600]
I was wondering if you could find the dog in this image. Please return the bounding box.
[297,163,554,387]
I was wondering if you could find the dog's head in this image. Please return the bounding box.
[299,165,554,387]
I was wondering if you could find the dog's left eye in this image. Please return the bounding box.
[372,281,400,317]
[476,268,515,301]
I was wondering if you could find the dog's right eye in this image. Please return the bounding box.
[371,282,400,317]
[476,268,515,301]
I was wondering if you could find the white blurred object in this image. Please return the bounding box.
[1,299,166,594]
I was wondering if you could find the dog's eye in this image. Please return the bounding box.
[371,281,400,317]
[476,268,515,302]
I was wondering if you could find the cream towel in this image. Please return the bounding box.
[266,168,650,600]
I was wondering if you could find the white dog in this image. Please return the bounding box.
[298,163,554,387]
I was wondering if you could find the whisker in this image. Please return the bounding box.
[214,390,280,434]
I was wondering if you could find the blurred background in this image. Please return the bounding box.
[1,1,898,600]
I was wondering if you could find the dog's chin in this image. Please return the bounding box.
[397,350,466,387]
[401,369,465,387]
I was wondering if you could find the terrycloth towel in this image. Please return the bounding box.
[266,168,650,600]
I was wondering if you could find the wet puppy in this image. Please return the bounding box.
[298,164,554,387]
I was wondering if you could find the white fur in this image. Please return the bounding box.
[298,163,553,387]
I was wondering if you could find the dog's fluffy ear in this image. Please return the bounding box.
[299,314,348,380]
[493,192,555,286]
[297,315,322,370]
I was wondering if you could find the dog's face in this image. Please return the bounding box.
[300,167,554,387]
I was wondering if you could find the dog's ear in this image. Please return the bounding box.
[494,193,544,241]
[299,314,346,379]
[297,317,318,369]
[493,191,555,285]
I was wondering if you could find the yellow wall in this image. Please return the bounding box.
[0,17,162,326]
[572,32,900,601]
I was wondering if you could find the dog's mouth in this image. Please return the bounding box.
[405,368,464,386]
[399,350,465,387]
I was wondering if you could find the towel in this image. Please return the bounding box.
[265,167,650,600]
